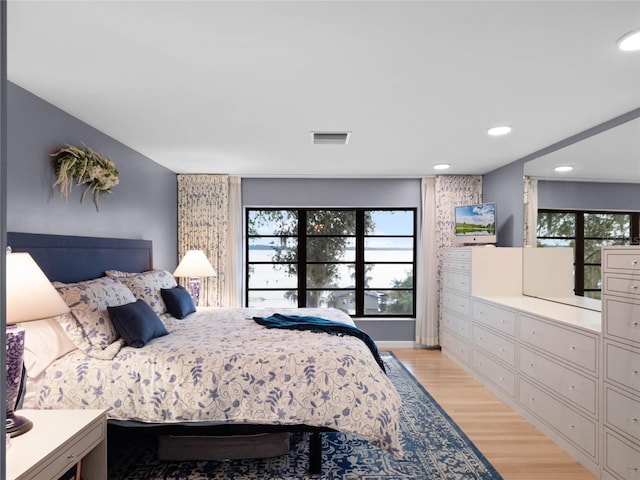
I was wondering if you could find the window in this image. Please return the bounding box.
[246,208,416,317]
[536,209,640,299]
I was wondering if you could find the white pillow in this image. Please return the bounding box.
[20,317,78,378]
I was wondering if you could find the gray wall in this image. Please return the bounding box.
[243,177,420,342]
[7,83,178,270]
[538,180,640,211]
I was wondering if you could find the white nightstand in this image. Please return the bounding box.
[6,409,107,480]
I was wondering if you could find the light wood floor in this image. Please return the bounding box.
[391,348,597,480]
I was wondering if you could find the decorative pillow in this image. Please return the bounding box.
[107,300,169,348]
[117,270,177,315]
[20,317,78,378]
[161,285,196,319]
[54,276,137,350]
[104,269,137,278]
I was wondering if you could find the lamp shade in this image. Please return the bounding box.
[6,252,70,324]
[173,250,217,278]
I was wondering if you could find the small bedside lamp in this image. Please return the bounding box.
[6,250,70,437]
[173,250,216,306]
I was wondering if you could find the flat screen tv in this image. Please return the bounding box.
[454,202,497,245]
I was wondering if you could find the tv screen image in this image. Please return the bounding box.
[454,203,496,244]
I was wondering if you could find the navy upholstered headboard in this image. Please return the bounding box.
[7,232,153,283]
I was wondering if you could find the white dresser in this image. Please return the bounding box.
[441,247,602,477]
[601,247,640,480]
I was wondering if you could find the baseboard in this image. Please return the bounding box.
[376,341,417,348]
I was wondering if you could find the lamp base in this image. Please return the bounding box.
[6,412,33,437]
[188,277,201,306]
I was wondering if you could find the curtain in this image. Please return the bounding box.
[177,174,242,307]
[416,175,482,347]
[523,176,539,247]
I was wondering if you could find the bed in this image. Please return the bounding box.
[8,232,402,473]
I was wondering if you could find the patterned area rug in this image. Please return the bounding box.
[107,352,503,479]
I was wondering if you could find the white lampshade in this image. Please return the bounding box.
[6,252,70,324]
[173,250,217,278]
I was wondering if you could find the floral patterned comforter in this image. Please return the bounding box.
[28,308,402,455]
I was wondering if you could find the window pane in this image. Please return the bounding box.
[537,212,575,238]
[307,237,355,262]
[584,291,601,300]
[247,290,298,308]
[584,265,602,291]
[306,210,356,235]
[307,263,354,288]
[536,239,574,248]
[365,237,413,262]
[373,289,414,315]
[248,237,297,262]
[365,264,413,289]
[248,264,297,288]
[307,289,355,314]
[248,210,298,236]
[584,213,630,239]
[366,210,414,235]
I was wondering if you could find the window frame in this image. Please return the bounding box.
[245,207,417,318]
[536,208,640,298]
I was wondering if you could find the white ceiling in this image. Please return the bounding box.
[7,1,640,178]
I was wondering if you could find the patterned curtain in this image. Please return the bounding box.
[416,175,482,347]
[177,174,240,307]
[523,176,538,247]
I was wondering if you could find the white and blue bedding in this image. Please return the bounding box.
[25,307,402,456]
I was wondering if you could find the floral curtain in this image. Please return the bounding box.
[523,176,538,247]
[177,174,242,307]
[416,175,482,347]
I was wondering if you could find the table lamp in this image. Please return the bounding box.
[172,250,216,306]
[6,250,70,437]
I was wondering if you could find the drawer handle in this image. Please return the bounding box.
[499,376,504,381]
[531,330,535,335]
[632,321,638,326]
[632,260,638,266]
[633,370,639,375]
[632,285,639,290]
[568,424,575,429]
[528,363,534,368]
[568,385,575,390]
[631,417,638,423]
[67,453,76,459]
[529,397,535,402]
[499,348,505,352]
[568,345,576,351]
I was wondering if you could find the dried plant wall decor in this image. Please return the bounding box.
[50,144,119,211]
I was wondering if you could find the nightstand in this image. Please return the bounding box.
[6,409,107,480]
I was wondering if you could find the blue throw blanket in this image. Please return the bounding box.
[253,313,386,373]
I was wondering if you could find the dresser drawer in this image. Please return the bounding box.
[472,324,516,367]
[441,290,471,318]
[472,300,516,337]
[604,249,640,274]
[441,310,470,340]
[604,297,640,347]
[441,329,470,364]
[442,271,471,294]
[605,342,640,395]
[472,348,516,398]
[443,248,471,261]
[442,259,471,273]
[520,346,596,415]
[604,273,640,300]
[520,314,597,374]
[519,378,597,458]
[603,429,640,480]
[605,386,640,444]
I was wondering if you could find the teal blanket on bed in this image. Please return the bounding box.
[253,313,386,373]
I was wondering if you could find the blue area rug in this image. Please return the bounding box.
[107,352,503,479]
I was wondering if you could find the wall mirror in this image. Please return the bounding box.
[522,115,640,311]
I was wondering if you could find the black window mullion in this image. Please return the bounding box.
[574,213,585,296]
[355,210,365,317]
[298,209,307,308]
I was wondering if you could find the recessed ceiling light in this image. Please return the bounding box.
[554,165,574,172]
[618,29,640,52]
[433,163,451,170]
[487,125,512,136]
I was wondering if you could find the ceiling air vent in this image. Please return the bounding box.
[311,131,351,145]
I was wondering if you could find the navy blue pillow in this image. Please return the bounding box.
[161,285,196,319]
[107,299,168,348]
